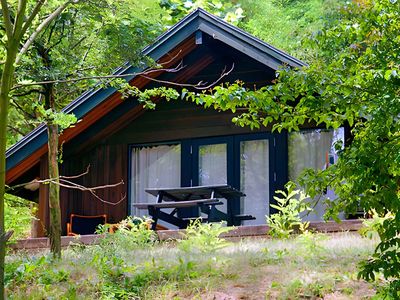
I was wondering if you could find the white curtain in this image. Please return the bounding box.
[199,143,227,214]
[199,144,227,185]
[288,128,344,221]
[240,140,269,225]
[131,144,181,217]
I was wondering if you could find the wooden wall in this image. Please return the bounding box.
[58,144,128,233]
[55,99,261,234]
[105,100,262,145]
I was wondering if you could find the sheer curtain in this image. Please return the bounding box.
[199,144,227,185]
[288,128,344,221]
[240,140,269,225]
[199,143,227,214]
[131,144,181,217]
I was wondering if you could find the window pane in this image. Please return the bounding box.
[131,144,181,217]
[240,139,269,225]
[288,128,344,220]
[199,143,227,215]
[199,144,227,185]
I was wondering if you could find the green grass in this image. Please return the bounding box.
[5,232,381,299]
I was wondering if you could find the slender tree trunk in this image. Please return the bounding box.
[45,85,62,258]
[0,41,18,300]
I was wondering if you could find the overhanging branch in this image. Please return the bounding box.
[16,0,73,64]
[6,165,126,206]
[12,60,186,89]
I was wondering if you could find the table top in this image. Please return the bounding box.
[145,184,245,201]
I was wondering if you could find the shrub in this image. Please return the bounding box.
[359,209,393,240]
[178,219,232,254]
[97,216,158,250]
[5,193,33,241]
[266,184,311,239]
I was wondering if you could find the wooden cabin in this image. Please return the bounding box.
[5,9,346,236]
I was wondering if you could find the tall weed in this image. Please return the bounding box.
[178,220,232,254]
[266,184,311,239]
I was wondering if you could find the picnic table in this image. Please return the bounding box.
[133,184,255,230]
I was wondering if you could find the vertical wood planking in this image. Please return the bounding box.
[58,144,128,234]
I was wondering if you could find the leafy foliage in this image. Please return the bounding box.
[6,0,166,146]
[187,0,400,294]
[178,219,232,253]
[266,185,311,239]
[359,210,394,240]
[97,216,158,250]
[4,194,33,242]
[240,0,344,59]
[159,0,244,26]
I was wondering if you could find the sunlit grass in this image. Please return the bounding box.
[6,232,380,299]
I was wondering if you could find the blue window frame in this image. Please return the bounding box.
[128,132,288,221]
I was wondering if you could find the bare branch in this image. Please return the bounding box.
[12,61,186,89]
[138,63,235,90]
[19,0,45,39]
[60,165,91,179]
[17,0,72,64]
[157,50,183,66]
[59,178,123,191]
[6,164,126,206]
[55,179,126,206]
[0,0,13,40]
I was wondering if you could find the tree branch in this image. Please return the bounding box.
[11,88,42,97]
[19,0,45,40]
[16,0,72,64]
[6,165,126,206]
[12,61,186,89]
[10,98,37,119]
[7,124,25,136]
[0,0,13,40]
[138,63,235,90]
[60,165,91,179]
[13,0,27,39]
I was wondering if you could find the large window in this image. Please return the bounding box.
[130,144,181,217]
[240,139,269,225]
[288,128,344,221]
[130,133,280,226]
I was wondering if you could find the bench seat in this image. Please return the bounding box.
[233,214,256,221]
[133,198,221,210]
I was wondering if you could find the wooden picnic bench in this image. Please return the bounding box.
[133,185,255,230]
[133,198,223,229]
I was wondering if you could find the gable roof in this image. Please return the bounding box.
[6,8,305,182]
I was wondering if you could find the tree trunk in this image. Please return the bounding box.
[45,85,62,258]
[47,123,61,257]
[0,40,18,299]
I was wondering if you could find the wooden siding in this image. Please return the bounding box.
[105,100,263,146]
[59,144,128,234]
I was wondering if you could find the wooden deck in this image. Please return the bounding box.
[9,219,363,250]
